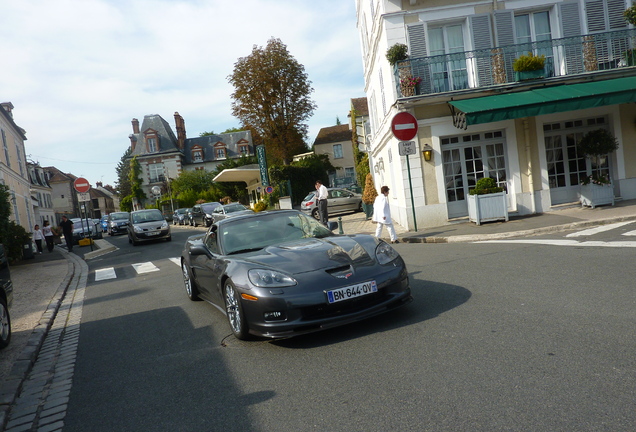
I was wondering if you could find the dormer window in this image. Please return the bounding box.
[191,145,204,162]
[237,138,250,155]
[144,129,159,153]
[214,141,227,160]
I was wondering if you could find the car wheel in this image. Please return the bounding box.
[181,261,201,301]
[166,235,172,242]
[357,202,363,212]
[224,280,250,340]
[0,297,11,349]
[193,219,198,227]
[311,208,320,220]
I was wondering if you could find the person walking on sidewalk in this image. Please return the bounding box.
[59,215,75,253]
[32,224,45,254]
[372,186,399,244]
[315,180,329,226]
[41,220,55,252]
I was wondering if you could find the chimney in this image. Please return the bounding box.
[174,112,186,151]
[132,118,140,134]
[129,134,137,152]
[1,102,14,118]
[96,181,103,188]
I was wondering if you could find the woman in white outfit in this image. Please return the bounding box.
[372,186,399,243]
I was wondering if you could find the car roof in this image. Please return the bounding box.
[131,209,161,214]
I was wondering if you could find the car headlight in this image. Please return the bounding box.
[248,269,297,287]
[161,221,168,229]
[375,242,399,265]
[133,225,144,233]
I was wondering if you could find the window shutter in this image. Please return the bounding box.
[407,23,431,94]
[585,0,606,32]
[608,0,628,29]
[560,1,584,74]
[494,10,515,82]
[470,14,494,86]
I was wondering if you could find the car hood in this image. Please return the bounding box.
[240,236,376,274]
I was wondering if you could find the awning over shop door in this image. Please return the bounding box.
[448,76,636,129]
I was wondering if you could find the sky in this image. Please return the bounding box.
[1,0,365,188]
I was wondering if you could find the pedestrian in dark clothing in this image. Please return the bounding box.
[59,215,74,252]
[315,180,329,226]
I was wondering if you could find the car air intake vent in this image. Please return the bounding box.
[326,265,354,279]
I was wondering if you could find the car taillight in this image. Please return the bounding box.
[307,201,314,206]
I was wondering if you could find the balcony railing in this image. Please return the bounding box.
[395,28,636,98]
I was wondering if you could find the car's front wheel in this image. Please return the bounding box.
[224,280,250,340]
[0,297,11,349]
[311,208,320,220]
[182,261,200,301]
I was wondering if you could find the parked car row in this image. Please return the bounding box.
[300,187,363,220]
[70,218,104,245]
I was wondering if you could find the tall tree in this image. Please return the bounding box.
[228,38,316,165]
[115,147,132,197]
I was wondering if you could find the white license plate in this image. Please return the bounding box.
[326,280,377,304]
[146,231,159,236]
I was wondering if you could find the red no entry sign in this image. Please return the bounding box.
[391,112,419,141]
[74,177,91,193]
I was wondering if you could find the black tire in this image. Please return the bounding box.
[357,202,363,212]
[166,235,172,242]
[193,219,198,227]
[0,297,11,350]
[224,280,251,340]
[182,261,201,301]
[311,208,320,220]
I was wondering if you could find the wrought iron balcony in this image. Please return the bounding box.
[395,28,636,98]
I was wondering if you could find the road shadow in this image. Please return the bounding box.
[272,278,471,349]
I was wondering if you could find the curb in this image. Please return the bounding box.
[84,239,117,260]
[401,215,636,243]
[0,249,81,428]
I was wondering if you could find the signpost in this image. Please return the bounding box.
[256,145,269,187]
[73,177,93,251]
[391,113,419,231]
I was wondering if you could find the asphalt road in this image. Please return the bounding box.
[60,225,635,431]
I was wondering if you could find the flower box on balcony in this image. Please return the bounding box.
[514,68,545,81]
[580,183,614,208]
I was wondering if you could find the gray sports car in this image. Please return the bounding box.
[180,209,412,340]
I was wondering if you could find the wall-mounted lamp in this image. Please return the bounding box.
[422,144,433,161]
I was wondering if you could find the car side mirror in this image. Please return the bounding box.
[189,243,213,258]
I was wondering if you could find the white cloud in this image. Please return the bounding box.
[1,0,365,187]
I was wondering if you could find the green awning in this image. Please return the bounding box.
[448,76,636,129]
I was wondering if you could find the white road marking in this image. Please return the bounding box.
[477,239,636,248]
[565,221,634,237]
[95,267,116,281]
[132,262,160,274]
[622,230,636,236]
[169,257,180,266]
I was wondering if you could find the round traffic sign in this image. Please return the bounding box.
[391,112,419,141]
[265,186,274,194]
[74,177,90,193]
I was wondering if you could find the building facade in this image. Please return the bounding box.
[313,124,358,188]
[356,0,636,230]
[128,112,253,207]
[27,161,55,226]
[0,102,35,230]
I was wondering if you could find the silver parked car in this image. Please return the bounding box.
[210,203,254,224]
[127,209,171,246]
[300,188,363,220]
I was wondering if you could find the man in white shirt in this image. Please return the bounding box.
[372,185,399,243]
[315,180,329,226]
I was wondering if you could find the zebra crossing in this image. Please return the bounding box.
[477,221,636,247]
[94,257,181,281]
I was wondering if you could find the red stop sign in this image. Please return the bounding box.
[391,112,419,141]
[74,177,90,193]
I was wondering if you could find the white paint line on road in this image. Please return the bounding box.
[477,239,636,248]
[169,258,180,266]
[565,221,634,237]
[94,267,116,281]
[622,230,636,236]
[132,262,160,274]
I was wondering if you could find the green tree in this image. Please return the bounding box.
[120,156,146,211]
[269,154,335,205]
[199,127,246,137]
[0,184,31,262]
[115,147,132,197]
[171,170,217,196]
[228,38,316,165]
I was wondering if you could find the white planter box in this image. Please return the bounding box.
[580,184,614,208]
[467,192,509,225]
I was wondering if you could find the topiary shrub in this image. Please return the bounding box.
[513,52,546,72]
[577,129,619,157]
[469,177,504,195]
[362,173,378,205]
[386,43,409,66]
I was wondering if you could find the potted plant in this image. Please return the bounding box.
[513,52,546,81]
[362,173,378,220]
[577,128,619,208]
[386,43,409,66]
[467,177,508,225]
[400,76,421,97]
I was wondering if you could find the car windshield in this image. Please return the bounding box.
[202,203,220,213]
[224,204,247,213]
[132,211,164,224]
[221,211,332,255]
[175,209,187,214]
[71,219,94,230]
[111,212,128,221]
[303,192,315,201]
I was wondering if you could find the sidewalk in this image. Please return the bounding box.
[337,198,636,242]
